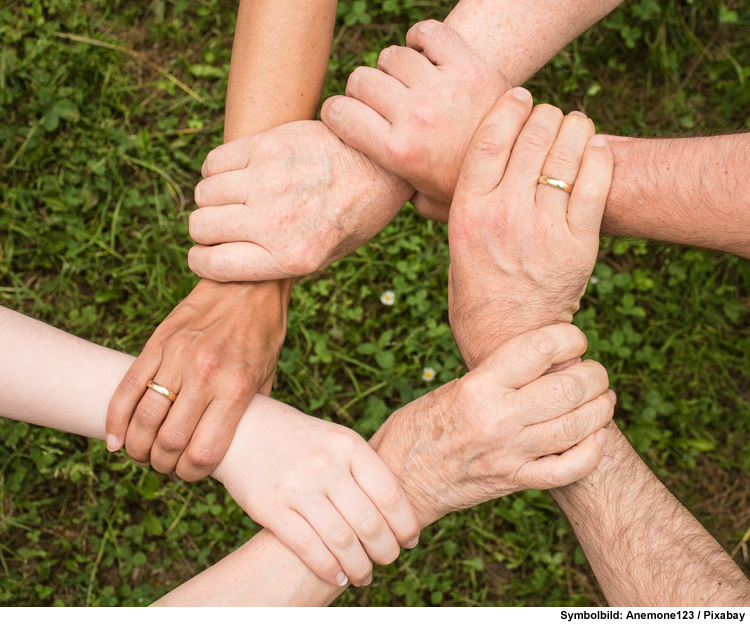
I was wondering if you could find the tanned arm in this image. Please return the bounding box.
[552,424,750,606]
[603,134,750,257]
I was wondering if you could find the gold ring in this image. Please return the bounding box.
[538,175,574,193]
[147,380,178,403]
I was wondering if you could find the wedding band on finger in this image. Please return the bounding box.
[538,175,574,193]
[147,380,178,403]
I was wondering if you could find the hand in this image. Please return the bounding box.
[106,279,290,481]
[371,324,613,526]
[447,89,614,368]
[187,120,413,281]
[212,396,420,588]
[321,20,509,222]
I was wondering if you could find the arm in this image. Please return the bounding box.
[602,134,750,257]
[105,0,336,480]
[443,92,750,605]
[552,424,750,606]
[0,306,610,605]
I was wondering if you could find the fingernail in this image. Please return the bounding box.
[595,429,608,447]
[589,135,607,147]
[135,460,149,467]
[606,389,617,405]
[335,572,348,587]
[106,434,120,452]
[570,110,587,118]
[510,87,532,103]
[362,575,373,586]
[405,536,419,549]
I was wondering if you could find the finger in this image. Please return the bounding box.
[188,243,283,282]
[175,398,249,482]
[194,170,252,208]
[512,359,610,424]
[329,482,401,566]
[266,508,347,587]
[124,368,182,464]
[345,66,407,123]
[525,390,616,455]
[200,135,258,178]
[321,95,391,168]
[405,20,474,67]
[298,498,373,587]
[567,135,613,241]
[106,350,162,452]
[411,192,450,223]
[149,386,210,474]
[480,323,589,389]
[351,448,420,548]
[535,111,595,216]
[453,87,533,200]
[519,427,609,490]
[189,204,258,246]
[502,103,564,194]
[377,44,436,87]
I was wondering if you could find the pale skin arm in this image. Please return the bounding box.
[0,305,342,606]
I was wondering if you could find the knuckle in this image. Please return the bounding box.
[134,402,164,430]
[524,329,557,359]
[558,412,581,446]
[332,528,356,550]
[557,373,586,406]
[296,530,321,555]
[157,427,190,454]
[472,125,510,156]
[186,444,221,470]
[547,144,581,169]
[123,372,146,395]
[346,66,366,92]
[194,347,223,377]
[377,481,404,510]
[534,103,563,119]
[574,182,604,209]
[375,544,400,566]
[353,562,373,585]
[407,103,437,128]
[359,513,385,540]
[519,124,555,151]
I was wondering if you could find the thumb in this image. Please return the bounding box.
[478,324,589,390]
[405,20,474,67]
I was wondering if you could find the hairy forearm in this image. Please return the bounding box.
[552,423,750,606]
[446,0,623,85]
[603,133,750,257]
[224,0,336,141]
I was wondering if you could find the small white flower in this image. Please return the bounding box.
[589,276,599,285]
[380,290,395,306]
[422,367,436,382]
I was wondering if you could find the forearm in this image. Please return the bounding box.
[552,422,750,606]
[603,133,750,257]
[224,0,336,141]
[445,0,623,85]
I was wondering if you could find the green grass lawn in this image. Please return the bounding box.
[1,0,749,606]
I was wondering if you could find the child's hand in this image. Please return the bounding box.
[211,398,420,588]
[321,20,509,221]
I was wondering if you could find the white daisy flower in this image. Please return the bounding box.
[380,290,395,306]
[589,276,599,285]
[422,367,436,382]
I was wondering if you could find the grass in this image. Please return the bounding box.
[1,0,749,606]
